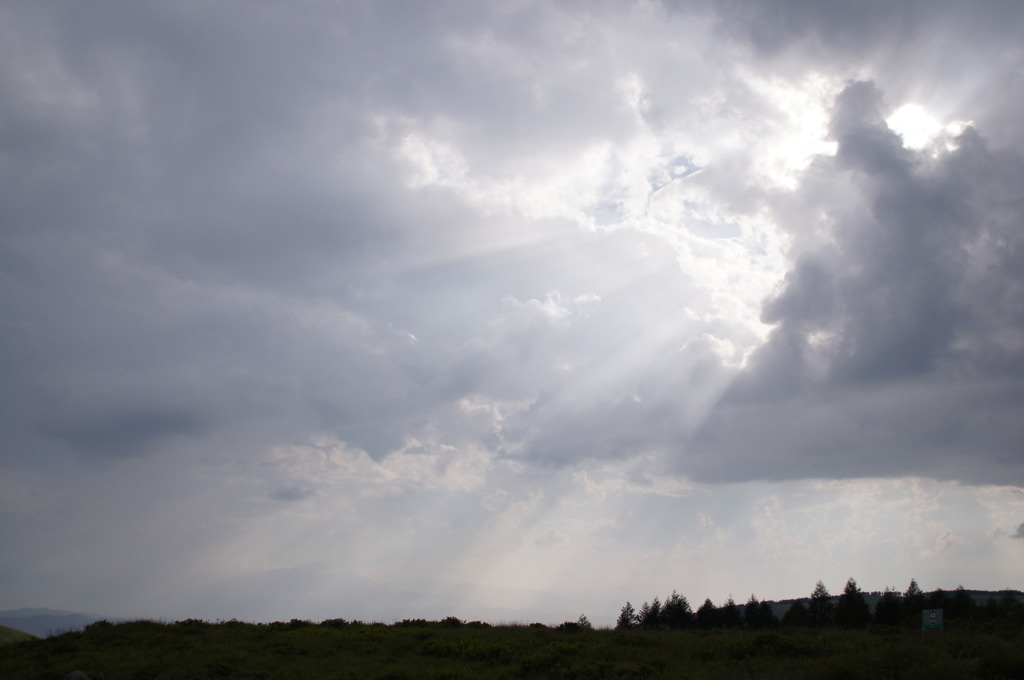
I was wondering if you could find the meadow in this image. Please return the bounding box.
[2,616,1023,680]
[0,624,34,647]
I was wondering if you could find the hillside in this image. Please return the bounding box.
[0,608,108,638]
[0,623,36,645]
[1,617,1022,680]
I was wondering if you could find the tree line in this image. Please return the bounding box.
[616,579,1024,630]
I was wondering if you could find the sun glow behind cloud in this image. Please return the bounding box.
[886,103,972,151]
[389,65,847,356]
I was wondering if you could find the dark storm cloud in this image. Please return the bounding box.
[690,79,1024,484]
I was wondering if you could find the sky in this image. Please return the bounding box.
[1,0,1023,628]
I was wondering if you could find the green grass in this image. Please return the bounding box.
[1,618,1022,680]
[0,624,37,646]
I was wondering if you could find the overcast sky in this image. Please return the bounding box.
[2,0,1023,627]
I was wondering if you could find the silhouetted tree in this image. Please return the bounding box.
[637,597,665,629]
[616,602,637,629]
[744,594,760,629]
[720,596,742,629]
[758,600,778,629]
[873,587,903,626]
[997,590,1024,622]
[808,581,834,628]
[662,591,693,630]
[983,596,1002,621]
[926,588,947,612]
[637,601,652,629]
[834,578,871,629]
[696,598,719,629]
[947,586,975,621]
[903,579,925,619]
[742,595,775,629]
[781,601,809,627]
[646,597,662,629]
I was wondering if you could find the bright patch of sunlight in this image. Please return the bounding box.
[742,71,841,189]
[886,104,971,152]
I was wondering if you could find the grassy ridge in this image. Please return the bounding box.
[0,624,36,646]
[1,618,1022,680]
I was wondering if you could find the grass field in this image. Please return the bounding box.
[0,624,36,646]
[1,617,1022,680]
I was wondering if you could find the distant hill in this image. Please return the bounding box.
[0,608,111,638]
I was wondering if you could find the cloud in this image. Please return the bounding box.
[1,0,1023,624]
[534,528,568,549]
[688,79,1024,485]
[271,485,316,503]
[1014,523,1024,540]
[3,3,1021,482]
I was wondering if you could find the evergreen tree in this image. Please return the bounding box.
[637,597,664,629]
[744,594,761,629]
[646,596,662,629]
[757,600,778,629]
[696,598,719,629]
[873,587,903,626]
[781,601,809,627]
[903,579,925,618]
[947,586,975,621]
[834,578,871,629]
[637,601,651,629]
[926,588,947,611]
[662,591,693,630]
[616,601,637,629]
[720,596,742,629]
[808,581,834,628]
[983,596,1002,621]
[997,590,1024,622]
